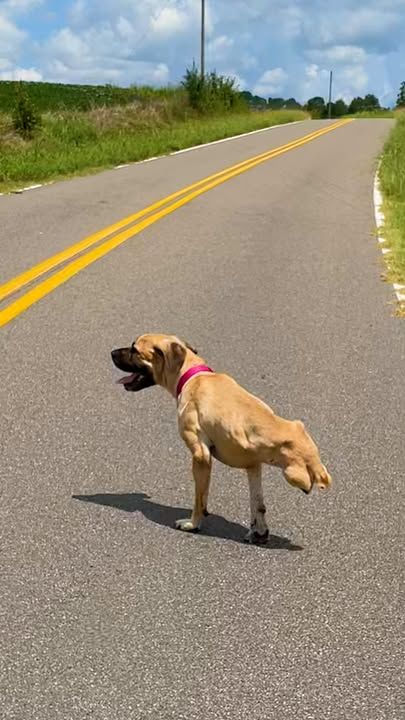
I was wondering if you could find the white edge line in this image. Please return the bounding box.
[373,166,404,304]
[168,120,304,156]
[12,183,43,194]
[117,120,305,165]
[2,119,305,197]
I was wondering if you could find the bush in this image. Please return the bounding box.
[12,82,42,137]
[182,64,247,114]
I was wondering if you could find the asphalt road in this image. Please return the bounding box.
[1,119,403,720]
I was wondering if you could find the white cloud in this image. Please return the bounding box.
[0,13,26,76]
[305,64,322,81]
[150,6,189,36]
[301,6,402,53]
[253,68,288,96]
[41,23,171,86]
[277,4,304,39]
[208,35,234,63]
[308,45,367,66]
[0,14,25,56]
[339,66,369,95]
[0,0,42,76]
[301,62,369,104]
[0,66,42,80]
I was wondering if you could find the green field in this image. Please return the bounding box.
[0,80,176,112]
[379,112,405,308]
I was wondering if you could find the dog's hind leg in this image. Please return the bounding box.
[176,434,212,533]
[244,464,269,545]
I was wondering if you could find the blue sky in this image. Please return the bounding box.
[1,0,404,105]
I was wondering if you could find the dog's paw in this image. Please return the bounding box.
[175,518,200,533]
[244,528,269,545]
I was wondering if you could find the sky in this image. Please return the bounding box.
[0,0,404,106]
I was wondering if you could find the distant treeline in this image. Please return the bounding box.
[241,91,392,117]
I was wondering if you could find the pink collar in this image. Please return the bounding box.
[176,365,214,398]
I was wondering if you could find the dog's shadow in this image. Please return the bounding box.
[73,492,302,551]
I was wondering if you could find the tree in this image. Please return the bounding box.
[306,96,325,118]
[349,94,381,114]
[252,94,267,108]
[348,96,365,114]
[12,81,41,138]
[284,97,302,109]
[267,97,285,109]
[332,98,348,117]
[240,91,267,108]
[396,81,405,108]
[363,93,380,110]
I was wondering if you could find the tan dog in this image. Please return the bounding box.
[111,334,331,544]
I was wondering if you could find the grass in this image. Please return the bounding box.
[0,105,307,193]
[379,112,405,312]
[347,109,397,118]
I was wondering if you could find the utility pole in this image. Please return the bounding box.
[201,0,205,79]
[328,70,333,119]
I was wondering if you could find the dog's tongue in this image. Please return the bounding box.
[117,373,137,385]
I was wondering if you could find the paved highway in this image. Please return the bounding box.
[0,119,403,719]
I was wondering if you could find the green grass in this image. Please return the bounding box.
[0,107,307,193]
[348,109,397,118]
[379,112,405,309]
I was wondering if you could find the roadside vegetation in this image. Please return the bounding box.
[0,71,403,194]
[0,69,306,192]
[379,111,405,302]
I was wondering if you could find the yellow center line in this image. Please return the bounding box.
[0,119,353,328]
[0,119,349,304]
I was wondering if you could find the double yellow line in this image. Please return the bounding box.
[0,119,352,328]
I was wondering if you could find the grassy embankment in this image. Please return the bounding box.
[379,112,405,310]
[346,109,396,118]
[0,79,307,193]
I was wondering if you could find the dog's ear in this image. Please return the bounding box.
[152,345,165,370]
[167,342,187,372]
[153,342,186,374]
[185,341,198,355]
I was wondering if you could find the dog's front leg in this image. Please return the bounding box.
[244,465,269,545]
[176,449,211,534]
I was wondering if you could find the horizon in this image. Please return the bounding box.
[0,1,404,107]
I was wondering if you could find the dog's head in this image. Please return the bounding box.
[111,334,198,393]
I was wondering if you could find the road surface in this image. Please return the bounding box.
[1,119,403,720]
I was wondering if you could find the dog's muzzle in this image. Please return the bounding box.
[111,348,156,392]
